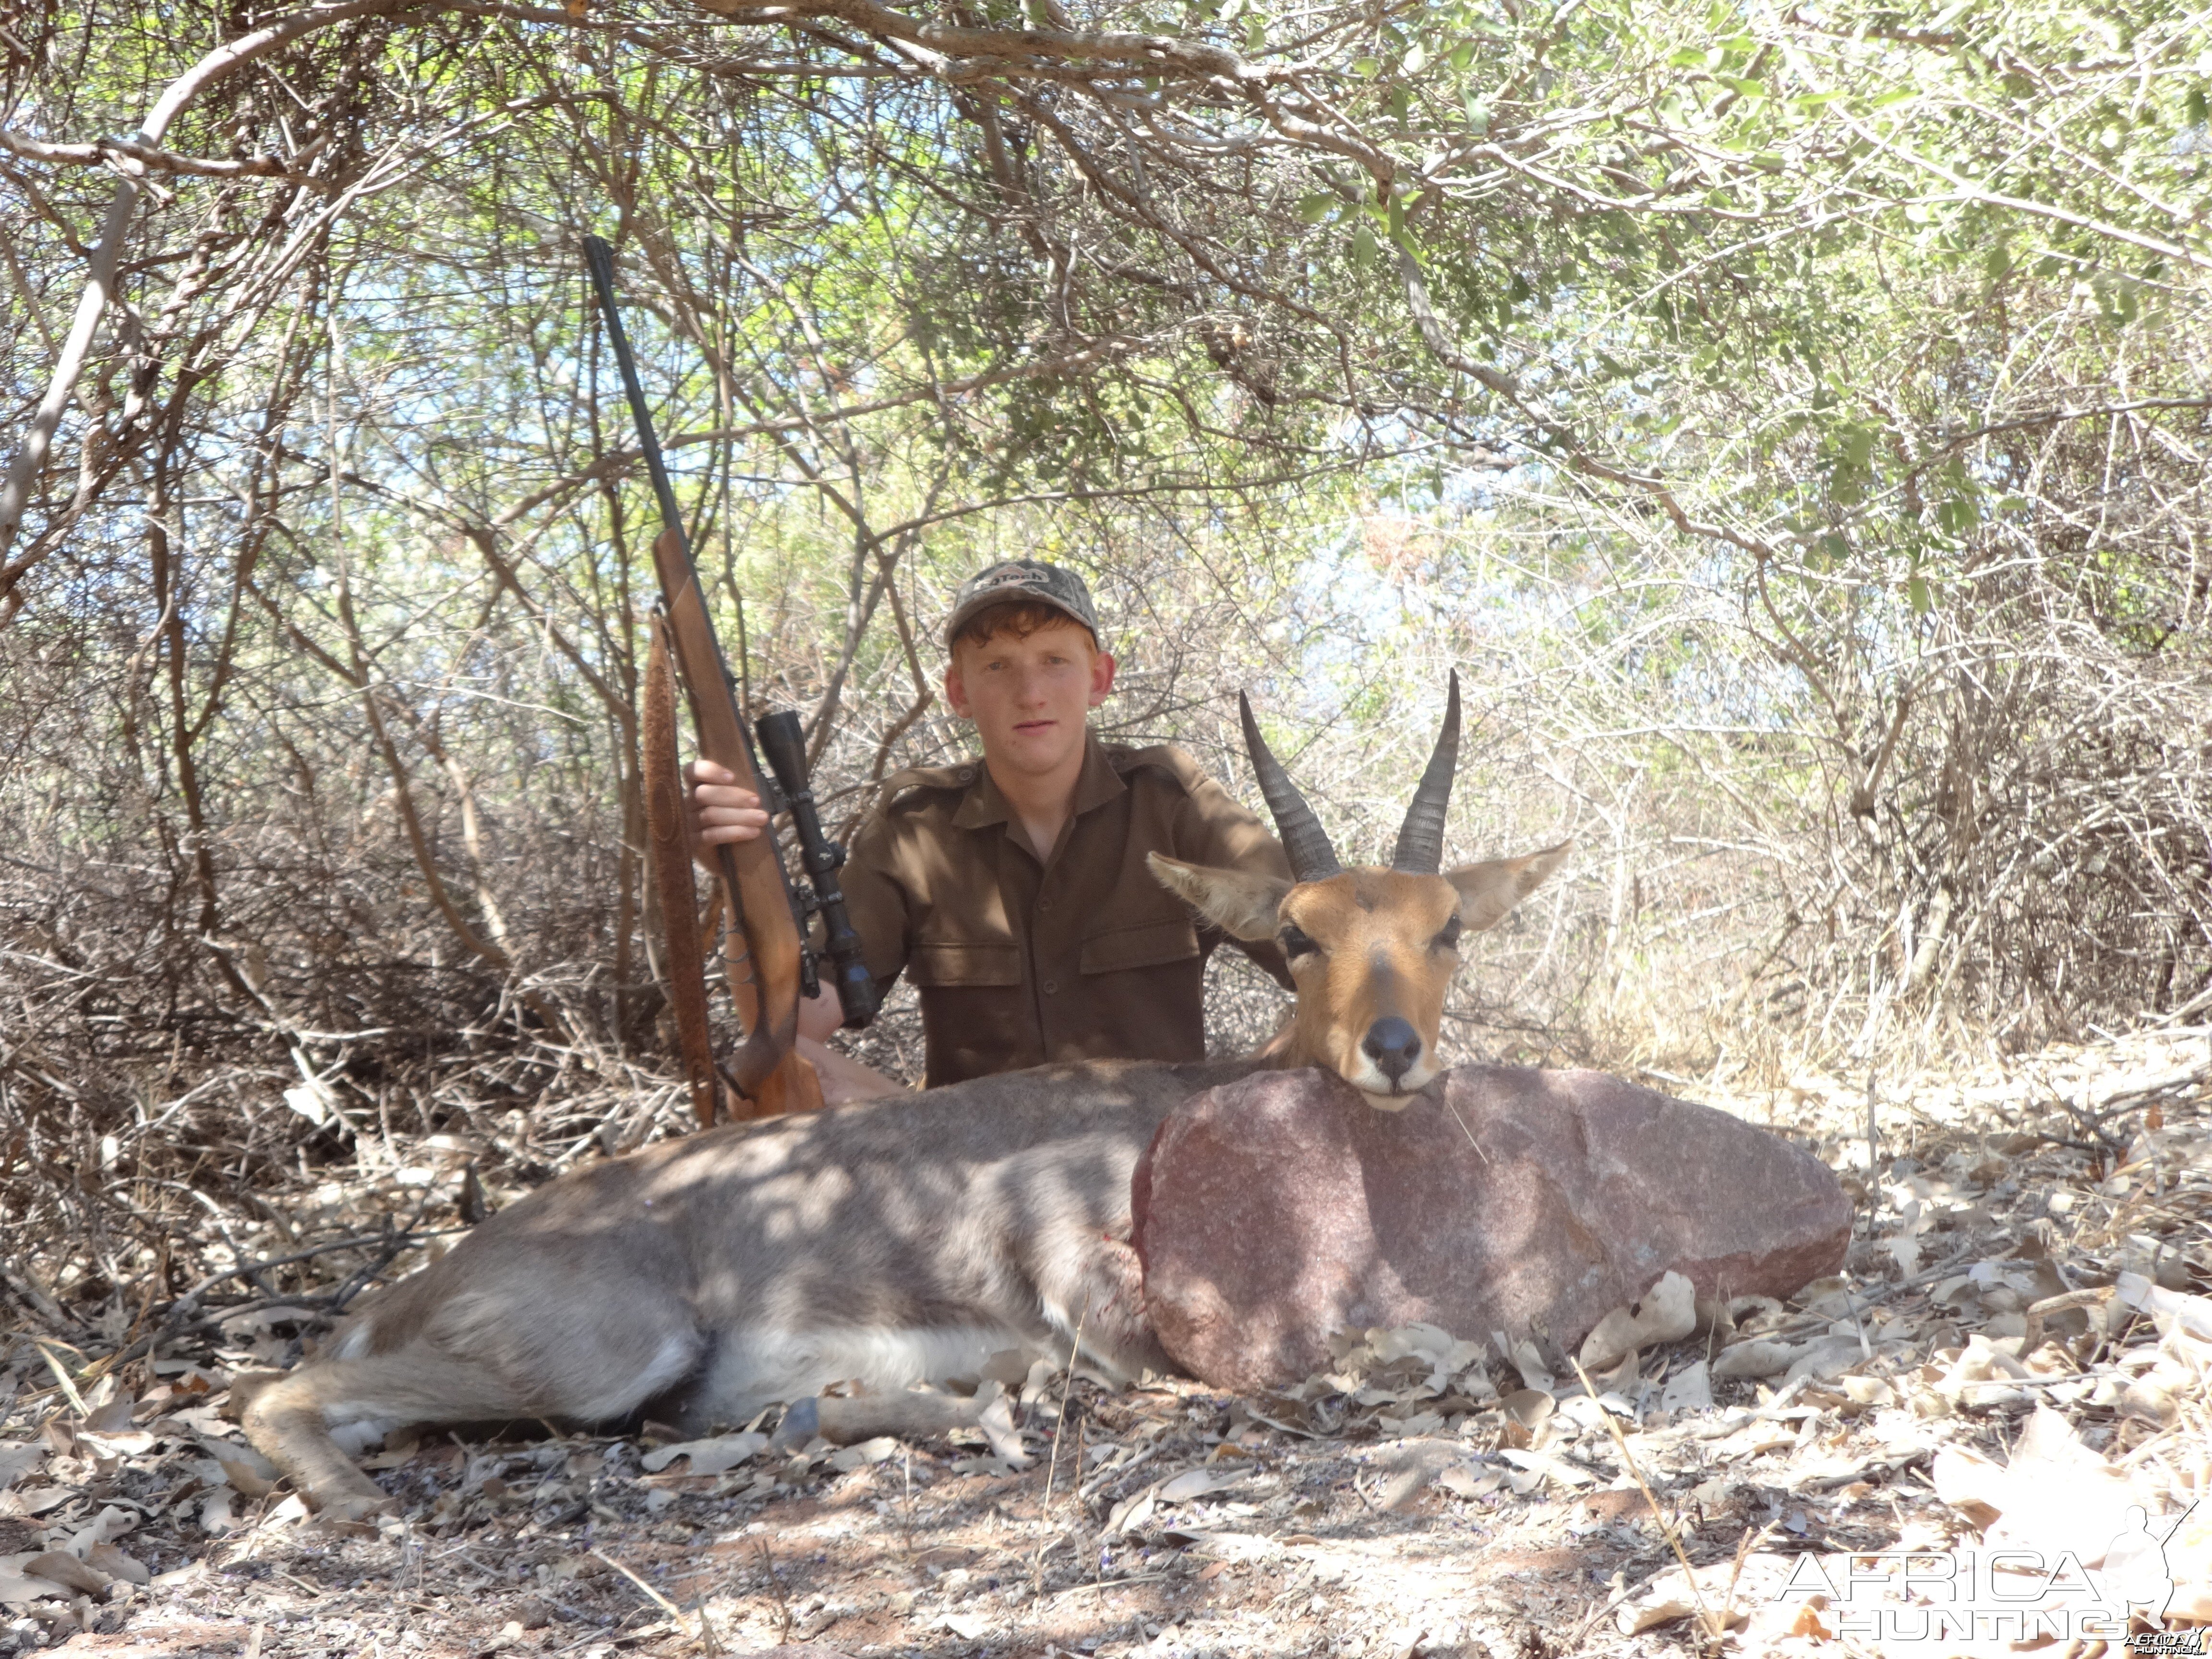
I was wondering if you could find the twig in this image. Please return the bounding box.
[899,1449,917,1560]
[325,1220,430,1312]
[1034,1303,1090,1595]
[754,1535,794,1647]
[1078,1438,1167,1502]
[89,1226,464,1377]
[160,1229,450,1311]
[1566,1563,1675,1648]
[1717,1523,1774,1641]
[590,1548,721,1655]
[1567,1355,1720,1648]
[1047,1571,1173,1601]
[0,1267,84,1335]
[1754,1240,1980,1346]
[32,1341,89,1416]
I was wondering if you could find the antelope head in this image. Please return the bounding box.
[1150,674,1571,1110]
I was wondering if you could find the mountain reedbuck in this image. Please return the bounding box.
[243,676,1569,1515]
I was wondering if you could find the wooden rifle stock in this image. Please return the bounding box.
[586,234,820,1121]
[650,527,820,1117]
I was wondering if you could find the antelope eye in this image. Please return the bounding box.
[1279,922,1320,958]
[1434,916,1464,951]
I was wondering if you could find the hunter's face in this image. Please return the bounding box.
[945,620,1114,780]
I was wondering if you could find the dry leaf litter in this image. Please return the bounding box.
[3,1021,2208,1659]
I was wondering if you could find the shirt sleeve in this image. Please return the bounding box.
[1177,768,1298,991]
[836,810,912,988]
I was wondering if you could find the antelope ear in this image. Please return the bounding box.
[1448,839,1573,932]
[1147,854,1290,942]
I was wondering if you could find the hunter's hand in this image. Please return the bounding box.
[686,760,769,859]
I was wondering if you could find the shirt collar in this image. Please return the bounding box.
[950,731,1127,830]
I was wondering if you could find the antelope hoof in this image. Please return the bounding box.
[770,1396,821,1450]
[302,1465,399,1518]
[315,1487,398,1524]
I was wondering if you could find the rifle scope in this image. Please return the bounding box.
[754,711,878,1030]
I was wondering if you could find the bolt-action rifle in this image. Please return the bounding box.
[583,235,876,1126]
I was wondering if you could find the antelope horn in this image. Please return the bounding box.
[1390,671,1461,875]
[1239,691,1342,882]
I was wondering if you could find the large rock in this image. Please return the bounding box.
[1130,1065,1850,1395]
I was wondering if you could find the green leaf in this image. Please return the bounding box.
[1462,92,1489,133]
[1402,43,1426,73]
[1298,192,1338,223]
[1936,496,1980,536]
[1353,223,1378,270]
[1906,576,1934,614]
[1353,54,1380,77]
[1447,41,1474,70]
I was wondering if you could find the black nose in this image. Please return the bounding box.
[1361,1017,1421,1084]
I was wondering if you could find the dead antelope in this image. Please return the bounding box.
[242,677,1568,1515]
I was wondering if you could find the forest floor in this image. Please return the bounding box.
[4,1018,2209,1659]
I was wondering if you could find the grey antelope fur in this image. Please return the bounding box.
[242,677,1569,1515]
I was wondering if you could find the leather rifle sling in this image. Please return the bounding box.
[642,615,721,1128]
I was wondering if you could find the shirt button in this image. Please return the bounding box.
[1043,979,1058,995]
[958,766,974,781]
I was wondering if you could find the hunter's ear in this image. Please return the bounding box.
[1447,839,1573,932]
[1148,854,1290,943]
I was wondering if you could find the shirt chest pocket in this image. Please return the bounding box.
[1079,916,1201,975]
[908,940,1023,987]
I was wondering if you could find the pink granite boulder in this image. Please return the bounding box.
[1130,1065,1850,1395]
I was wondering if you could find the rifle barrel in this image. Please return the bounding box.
[582,236,687,542]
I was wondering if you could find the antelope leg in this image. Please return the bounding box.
[773,1390,1031,1467]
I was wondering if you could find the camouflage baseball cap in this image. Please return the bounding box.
[943,559,1101,648]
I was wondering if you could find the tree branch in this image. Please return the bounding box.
[0,0,440,557]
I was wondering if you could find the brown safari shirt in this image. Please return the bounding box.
[840,733,1294,1086]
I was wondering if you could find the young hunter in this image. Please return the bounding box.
[688,560,1294,1099]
